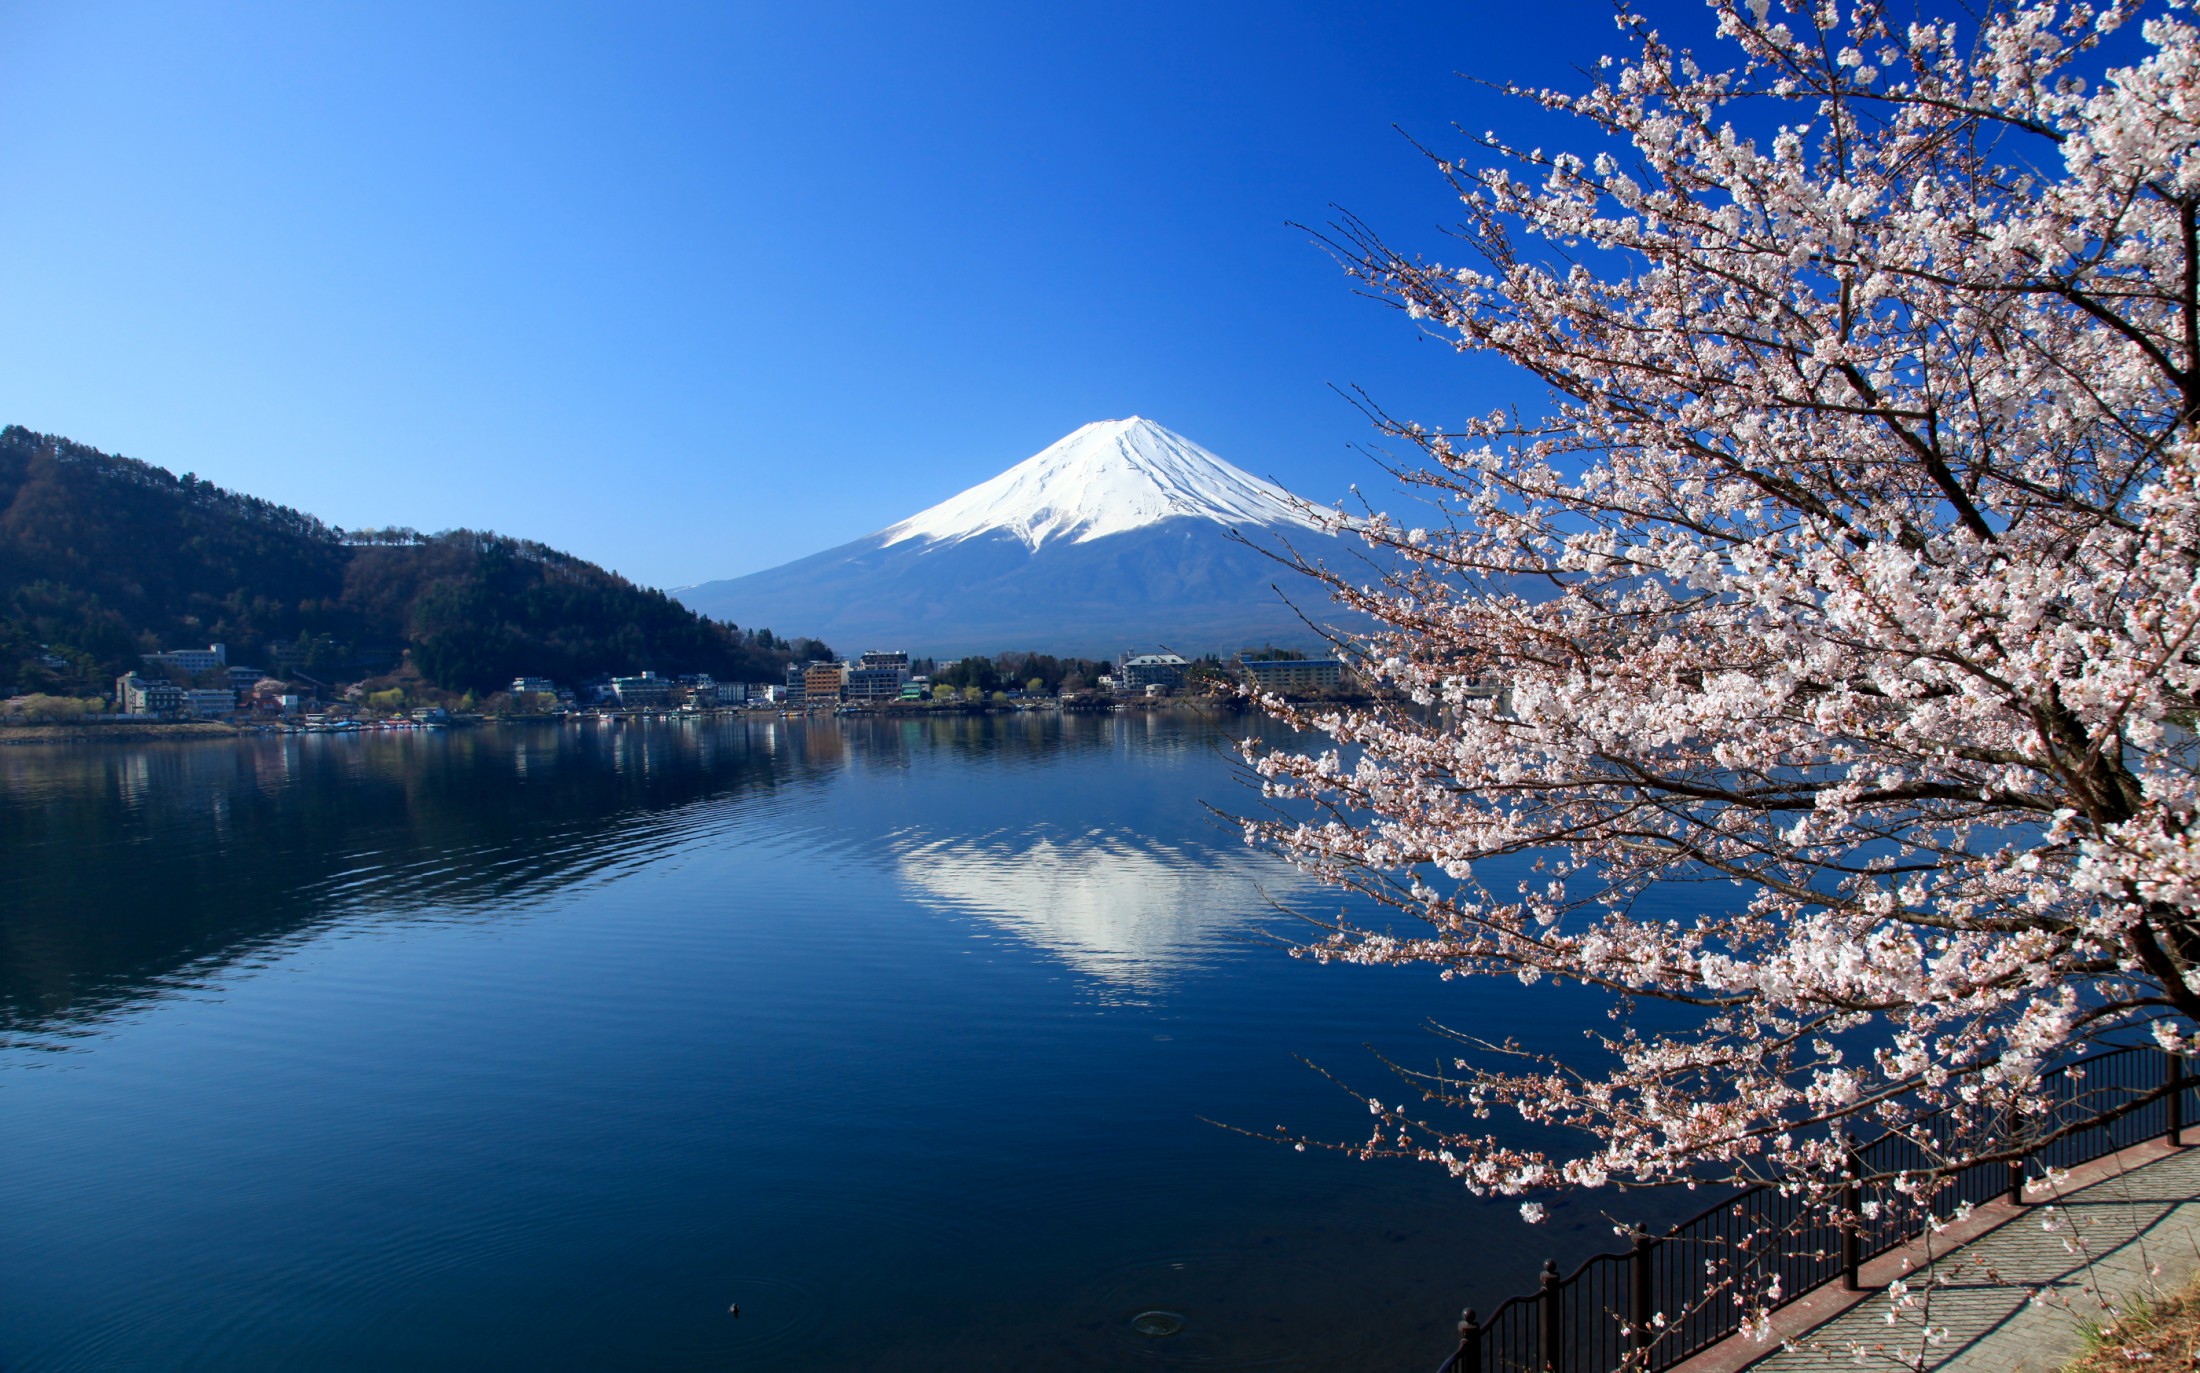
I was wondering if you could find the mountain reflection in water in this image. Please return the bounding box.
[897,827,1299,995]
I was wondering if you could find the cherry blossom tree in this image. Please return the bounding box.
[1246,0,2200,1231]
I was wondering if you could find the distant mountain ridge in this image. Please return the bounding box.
[0,426,817,696]
[676,418,1355,657]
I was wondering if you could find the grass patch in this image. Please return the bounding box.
[2066,1276,2200,1372]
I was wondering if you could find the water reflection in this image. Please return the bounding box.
[0,724,806,1042]
[896,825,1298,994]
[0,712,1261,1042]
[0,711,1676,1373]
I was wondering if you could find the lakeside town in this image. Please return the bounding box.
[0,640,1361,736]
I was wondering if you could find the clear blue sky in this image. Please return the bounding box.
[0,0,1692,587]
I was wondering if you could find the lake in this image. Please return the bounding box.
[0,712,1640,1372]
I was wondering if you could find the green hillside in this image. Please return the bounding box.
[0,426,822,695]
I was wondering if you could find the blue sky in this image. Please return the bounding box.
[0,1,1693,586]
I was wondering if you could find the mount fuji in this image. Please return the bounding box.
[675,418,1357,657]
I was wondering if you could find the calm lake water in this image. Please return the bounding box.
[0,712,1650,1372]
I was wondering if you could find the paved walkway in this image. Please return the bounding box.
[1735,1141,2200,1373]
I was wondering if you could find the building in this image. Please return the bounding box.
[143,643,227,675]
[512,676,558,697]
[803,662,847,704]
[1118,652,1189,693]
[843,650,911,703]
[115,673,183,716]
[178,687,237,719]
[845,669,904,701]
[782,664,808,706]
[225,665,269,693]
[1239,658,1344,695]
[610,671,673,708]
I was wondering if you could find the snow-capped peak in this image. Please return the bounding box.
[879,417,1327,552]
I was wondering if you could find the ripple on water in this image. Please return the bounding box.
[1052,1245,1344,1371]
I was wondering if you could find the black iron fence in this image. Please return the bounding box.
[1437,1043,2192,1373]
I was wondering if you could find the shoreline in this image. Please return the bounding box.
[0,720,249,746]
[0,694,1352,746]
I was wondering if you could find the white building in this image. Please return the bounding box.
[144,643,228,675]
[1118,652,1189,693]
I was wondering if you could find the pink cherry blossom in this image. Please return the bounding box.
[1245,0,2200,1244]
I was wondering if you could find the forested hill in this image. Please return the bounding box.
[0,426,822,695]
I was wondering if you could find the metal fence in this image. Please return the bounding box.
[1437,1044,2192,1373]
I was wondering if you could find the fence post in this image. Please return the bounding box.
[1630,1227,1656,1365]
[2171,1051,2186,1147]
[1541,1258,1563,1373]
[1842,1137,1862,1292]
[1457,1307,1481,1373]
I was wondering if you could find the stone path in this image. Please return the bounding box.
[1735,1142,2200,1373]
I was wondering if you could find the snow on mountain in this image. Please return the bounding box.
[675,418,1357,656]
[880,417,1327,551]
